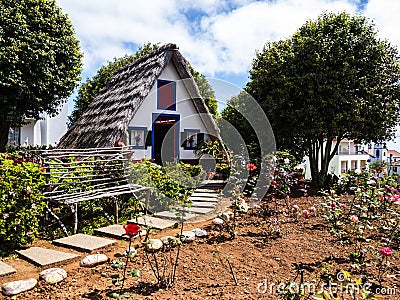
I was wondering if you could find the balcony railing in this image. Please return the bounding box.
[336,150,366,155]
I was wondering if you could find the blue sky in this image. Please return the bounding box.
[56,0,400,147]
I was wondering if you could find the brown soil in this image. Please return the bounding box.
[1,197,399,299]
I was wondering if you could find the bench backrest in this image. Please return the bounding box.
[42,147,136,205]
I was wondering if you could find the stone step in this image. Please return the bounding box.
[16,247,80,267]
[190,201,217,208]
[189,196,219,202]
[131,216,177,230]
[201,180,225,185]
[195,188,218,193]
[52,234,116,253]
[0,261,16,277]
[94,224,147,240]
[155,210,197,220]
[190,193,219,198]
[178,206,214,215]
[199,185,224,190]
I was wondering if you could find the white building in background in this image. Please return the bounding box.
[7,102,68,147]
[367,143,400,175]
[329,139,369,176]
[303,138,370,179]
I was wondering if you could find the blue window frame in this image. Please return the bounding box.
[157,79,176,110]
[128,126,147,149]
[183,129,200,150]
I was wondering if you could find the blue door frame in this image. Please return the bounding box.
[151,113,180,162]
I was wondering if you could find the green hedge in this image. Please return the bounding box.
[0,154,45,253]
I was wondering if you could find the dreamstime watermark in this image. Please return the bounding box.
[257,272,397,297]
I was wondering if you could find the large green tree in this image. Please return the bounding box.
[69,43,217,125]
[0,0,82,151]
[235,12,400,188]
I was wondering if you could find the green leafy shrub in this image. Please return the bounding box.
[0,154,46,253]
[195,140,230,179]
[129,159,203,211]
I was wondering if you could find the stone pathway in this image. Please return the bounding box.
[153,180,224,221]
[2,180,228,297]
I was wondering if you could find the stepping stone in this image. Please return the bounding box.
[0,261,16,277]
[155,211,196,221]
[39,268,67,284]
[190,201,217,208]
[53,234,115,253]
[16,247,80,267]
[94,225,146,240]
[132,216,177,230]
[2,278,37,296]
[189,196,219,201]
[183,207,214,214]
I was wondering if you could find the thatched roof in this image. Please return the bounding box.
[58,43,220,149]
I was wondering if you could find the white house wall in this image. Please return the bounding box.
[20,120,36,146]
[18,102,68,146]
[45,101,68,146]
[128,61,210,161]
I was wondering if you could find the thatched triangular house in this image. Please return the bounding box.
[58,43,221,164]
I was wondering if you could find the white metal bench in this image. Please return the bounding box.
[42,147,151,235]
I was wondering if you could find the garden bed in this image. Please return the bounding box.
[1,196,398,299]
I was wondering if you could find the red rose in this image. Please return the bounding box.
[123,223,141,237]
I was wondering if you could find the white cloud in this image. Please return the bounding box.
[364,0,400,49]
[57,0,396,79]
[56,0,400,148]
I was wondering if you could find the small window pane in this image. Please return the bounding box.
[7,127,20,145]
[157,80,176,110]
[183,129,200,149]
[128,127,147,149]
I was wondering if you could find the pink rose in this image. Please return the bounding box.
[310,206,316,213]
[381,247,393,256]
[302,210,309,217]
[350,215,359,223]
[330,202,337,209]
[292,205,300,211]
[340,203,346,209]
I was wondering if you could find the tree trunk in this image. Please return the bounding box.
[309,136,342,190]
[308,139,322,191]
[0,117,10,152]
